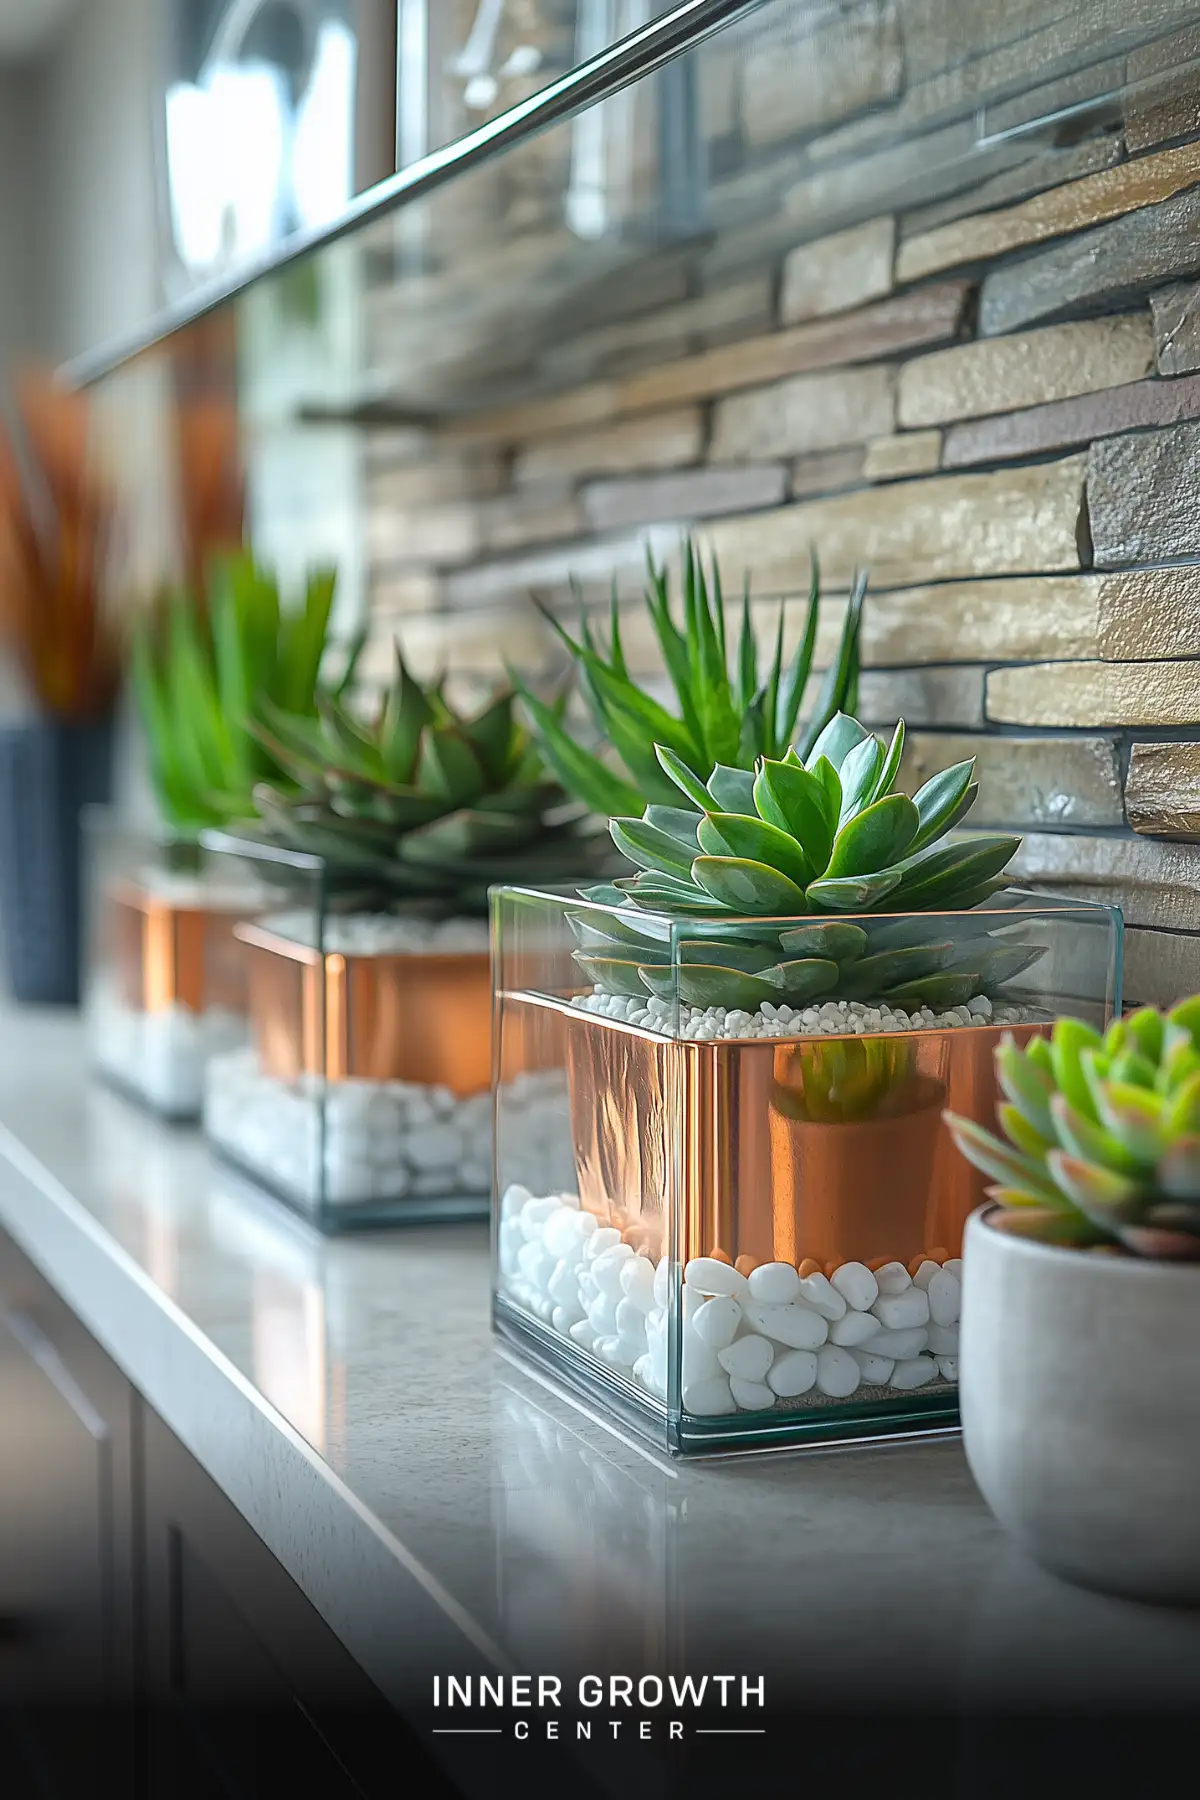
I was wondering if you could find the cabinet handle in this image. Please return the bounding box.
[0,1306,109,1441]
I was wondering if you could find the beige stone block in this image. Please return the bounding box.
[863,575,1102,666]
[367,503,480,569]
[444,526,679,613]
[863,431,942,481]
[513,407,704,486]
[614,283,970,413]
[1126,742,1200,838]
[1150,281,1200,376]
[479,489,582,554]
[539,276,774,385]
[366,451,508,508]
[1008,830,1200,933]
[856,669,984,730]
[897,137,1200,283]
[711,365,895,462]
[442,381,618,446]
[987,660,1200,728]
[1097,566,1200,658]
[581,464,788,535]
[897,315,1156,429]
[387,609,561,686]
[367,567,441,618]
[900,732,1124,830]
[780,218,895,324]
[742,3,902,146]
[1122,927,1200,1007]
[791,449,866,499]
[703,456,1088,592]
[1126,23,1200,153]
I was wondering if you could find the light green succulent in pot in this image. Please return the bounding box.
[946,1000,1200,1259]
[240,645,617,916]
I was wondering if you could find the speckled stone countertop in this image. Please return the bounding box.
[0,1007,1196,1778]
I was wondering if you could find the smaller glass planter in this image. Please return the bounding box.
[82,809,284,1120]
[199,831,494,1231]
[490,884,1123,1456]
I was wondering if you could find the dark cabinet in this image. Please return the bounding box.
[0,1228,457,1800]
[0,1230,138,1795]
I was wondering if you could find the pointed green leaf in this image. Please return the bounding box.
[870,720,905,804]
[766,957,841,1002]
[1047,1016,1104,1123]
[774,552,820,750]
[697,811,816,890]
[706,764,758,815]
[882,973,979,1008]
[610,818,698,881]
[1092,1081,1167,1165]
[753,758,836,872]
[836,733,885,824]
[805,869,902,911]
[513,675,644,817]
[573,954,654,999]
[907,759,977,855]
[777,921,868,962]
[943,1113,1064,1202]
[804,710,870,774]
[1157,1136,1200,1199]
[1045,1150,1143,1224]
[644,805,702,850]
[691,856,809,915]
[1048,1093,1144,1176]
[826,794,920,880]
[794,571,866,761]
[996,1036,1057,1140]
[998,1102,1055,1159]
[655,745,710,811]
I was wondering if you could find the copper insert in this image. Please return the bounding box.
[541,1002,1047,1268]
[237,921,492,1093]
[106,879,246,1015]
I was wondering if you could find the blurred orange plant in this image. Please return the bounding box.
[0,368,122,721]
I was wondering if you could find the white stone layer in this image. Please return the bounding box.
[205,1050,567,1212]
[258,912,491,957]
[499,1188,961,1415]
[570,989,1044,1041]
[87,976,248,1117]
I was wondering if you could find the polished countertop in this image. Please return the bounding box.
[0,1007,1196,1778]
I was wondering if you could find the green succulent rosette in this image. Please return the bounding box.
[946,1000,1200,1259]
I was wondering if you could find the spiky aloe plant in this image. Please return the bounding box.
[514,537,864,820]
[570,709,1031,1012]
[242,645,615,916]
[132,551,362,836]
[946,1001,1200,1259]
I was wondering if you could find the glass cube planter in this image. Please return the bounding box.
[82,809,285,1120]
[198,830,493,1231]
[491,884,1123,1456]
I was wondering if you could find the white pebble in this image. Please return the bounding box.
[614,1298,649,1341]
[684,1256,749,1298]
[830,1261,878,1311]
[926,1322,960,1356]
[743,1300,827,1350]
[681,1330,721,1384]
[587,1293,619,1335]
[851,1350,895,1384]
[691,1296,743,1350]
[618,1255,656,1311]
[501,1183,532,1221]
[927,1270,960,1326]
[816,1345,861,1398]
[937,1356,959,1381]
[871,1287,930,1331]
[730,1377,776,1411]
[944,1258,963,1280]
[519,1194,558,1240]
[796,1272,847,1320]
[591,1247,634,1297]
[568,1319,596,1352]
[859,1325,928,1360]
[551,1303,582,1334]
[517,1241,555,1290]
[890,1356,939,1390]
[548,1260,579,1306]
[683,1376,735,1416]
[767,1349,818,1397]
[653,1258,671,1308]
[911,1260,941,1291]
[747,1261,802,1305]
[874,1261,912,1295]
[585,1227,622,1260]
[717,1334,774,1381]
[828,1308,881,1348]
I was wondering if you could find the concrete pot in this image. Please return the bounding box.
[961,1206,1200,1605]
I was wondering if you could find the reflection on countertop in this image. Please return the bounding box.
[1,1007,1197,1714]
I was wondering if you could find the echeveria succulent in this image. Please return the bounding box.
[946,1000,1200,1259]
